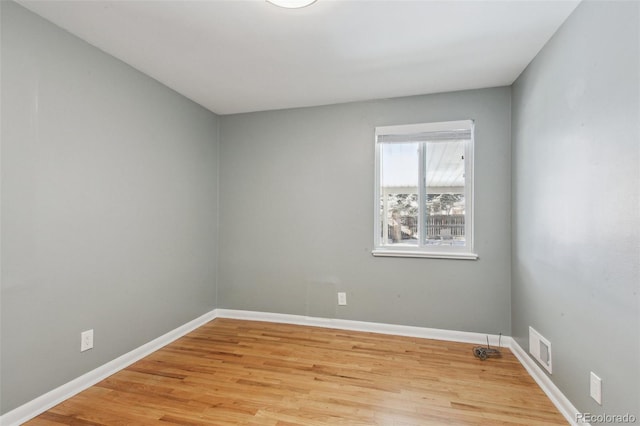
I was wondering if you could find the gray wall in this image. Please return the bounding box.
[0,2,219,413]
[511,0,639,418]
[219,88,512,334]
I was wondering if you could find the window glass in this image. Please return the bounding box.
[425,140,466,246]
[381,143,418,245]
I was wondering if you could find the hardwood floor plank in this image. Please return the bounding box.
[25,318,567,425]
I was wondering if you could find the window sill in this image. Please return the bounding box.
[371,249,478,260]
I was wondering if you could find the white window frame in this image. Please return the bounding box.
[372,120,478,260]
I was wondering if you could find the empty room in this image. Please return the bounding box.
[1,0,638,425]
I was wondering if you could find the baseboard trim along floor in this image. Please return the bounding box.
[0,308,584,426]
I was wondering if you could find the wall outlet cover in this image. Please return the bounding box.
[590,372,602,404]
[337,292,347,306]
[81,329,94,352]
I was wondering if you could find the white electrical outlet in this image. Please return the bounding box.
[590,372,602,404]
[337,292,347,306]
[81,329,94,352]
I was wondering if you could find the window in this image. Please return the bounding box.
[373,120,477,259]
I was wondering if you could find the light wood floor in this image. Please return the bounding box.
[27,318,567,425]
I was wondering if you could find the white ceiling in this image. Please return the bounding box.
[18,0,580,115]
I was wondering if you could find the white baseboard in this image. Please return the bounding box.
[0,309,217,426]
[508,337,586,426]
[1,308,583,426]
[215,308,505,346]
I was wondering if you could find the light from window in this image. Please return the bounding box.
[373,120,477,259]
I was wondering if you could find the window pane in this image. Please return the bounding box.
[380,143,419,245]
[424,140,466,246]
